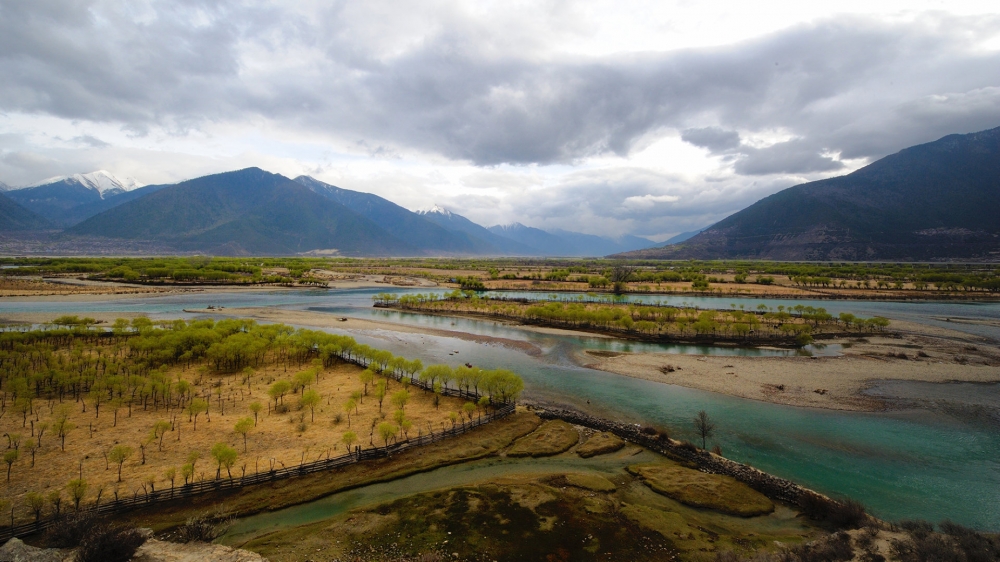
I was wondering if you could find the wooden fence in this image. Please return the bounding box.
[0,401,515,542]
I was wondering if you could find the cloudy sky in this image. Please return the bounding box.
[2,1,999,240]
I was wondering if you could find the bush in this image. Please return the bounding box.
[898,519,934,539]
[677,441,699,453]
[46,511,103,547]
[174,512,233,543]
[75,524,146,562]
[799,493,868,529]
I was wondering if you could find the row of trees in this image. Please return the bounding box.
[376,294,890,344]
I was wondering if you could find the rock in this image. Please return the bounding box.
[130,539,268,562]
[0,538,64,562]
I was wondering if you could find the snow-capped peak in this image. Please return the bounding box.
[416,205,452,217]
[492,222,526,232]
[29,170,144,198]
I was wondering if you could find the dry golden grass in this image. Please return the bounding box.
[112,410,543,534]
[628,462,775,517]
[564,472,616,492]
[0,277,173,298]
[506,419,580,457]
[576,431,626,458]
[0,361,472,524]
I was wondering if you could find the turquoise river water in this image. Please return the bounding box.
[2,287,998,529]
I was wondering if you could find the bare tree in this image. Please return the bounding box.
[694,410,716,449]
[608,261,637,294]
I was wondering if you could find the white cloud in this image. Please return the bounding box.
[1,1,999,238]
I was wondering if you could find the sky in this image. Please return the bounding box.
[1,1,999,241]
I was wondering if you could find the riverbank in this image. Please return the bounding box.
[582,333,1000,412]
[0,273,437,298]
[185,306,545,356]
[210,309,1000,413]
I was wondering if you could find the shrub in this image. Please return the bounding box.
[75,523,146,562]
[677,441,699,453]
[799,493,868,529]
[174,512,233,542]
[898,519,934,539]
[46,511,103,548]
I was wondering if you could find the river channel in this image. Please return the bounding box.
[2,287,999,529]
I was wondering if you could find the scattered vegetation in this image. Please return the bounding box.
[5,257,998,296]
[0,317,523,527]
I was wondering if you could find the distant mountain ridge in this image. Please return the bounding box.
[618,126,1000,261]
[0,192,51,231]
[1,167,657,256]
[69,168,414,256]
[7,171,148,227]
[293,177,492,255]
[486,222,655,256]
[27,170,143,196]
[415,208,537,255]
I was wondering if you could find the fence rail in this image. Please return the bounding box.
[0,401,515,542]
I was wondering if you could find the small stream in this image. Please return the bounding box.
[220,449,661,545]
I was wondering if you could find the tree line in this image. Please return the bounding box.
[374,293,890,345]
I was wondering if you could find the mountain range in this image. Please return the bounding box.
[618,126,1000,261]
[4,125,998,259]
[68,169,415,256]
[0,168,654,256]
[6,171,151,228]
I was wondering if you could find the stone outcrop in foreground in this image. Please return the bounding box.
[0,536,267,562]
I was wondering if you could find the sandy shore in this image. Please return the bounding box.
[187,307,543,356]
[582,331,1000,411]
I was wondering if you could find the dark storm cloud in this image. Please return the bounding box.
[2,2,999,174]
[681,127,741,153]
[733,139,845,175]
